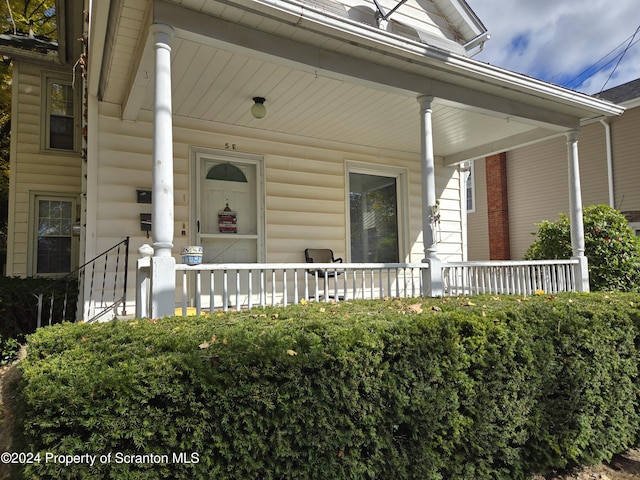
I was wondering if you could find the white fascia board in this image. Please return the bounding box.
[87,0,112,97]
[434,0,487,40]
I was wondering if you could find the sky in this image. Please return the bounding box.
[466,0,640,94]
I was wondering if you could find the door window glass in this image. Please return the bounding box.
[349,173,399,263]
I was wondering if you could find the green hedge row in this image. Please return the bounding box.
[12,293,640,479]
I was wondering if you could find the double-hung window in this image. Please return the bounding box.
[43,76,77,152]
[31,195,77,276]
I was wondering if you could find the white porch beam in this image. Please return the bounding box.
[122,17,154,121]
[151,0,588,131]
[443,127,566,165]
[566,129,589,292]
[418,95,443,296]
[150,23,177,317]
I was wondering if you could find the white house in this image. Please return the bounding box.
[2,0,624,320]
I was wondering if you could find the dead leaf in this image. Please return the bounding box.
[287,349,298,356]
[408,303,423,314]
[199,341,210,349]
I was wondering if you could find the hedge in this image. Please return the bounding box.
[11,293,640,479]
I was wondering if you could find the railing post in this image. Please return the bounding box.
[136,244,153,318]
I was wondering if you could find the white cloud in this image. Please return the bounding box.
[467,0,640,94]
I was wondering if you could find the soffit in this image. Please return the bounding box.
[96,0,620,161]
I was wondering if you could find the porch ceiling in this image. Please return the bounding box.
[95,0,622,163]
[144,37,535,158]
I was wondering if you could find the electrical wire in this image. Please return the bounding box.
[599,24,640,93]
[559,27,640,90]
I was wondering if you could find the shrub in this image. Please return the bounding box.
[525,204,640,291]
[12,294,640,479]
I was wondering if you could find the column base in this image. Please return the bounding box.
[572,255,590,293]
[151,255,176,318]
[422,256,443,297]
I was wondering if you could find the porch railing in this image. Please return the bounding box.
[35,237,130,326]
[172,262,427,315]
[441,259,579,296]
[136,258,583,317]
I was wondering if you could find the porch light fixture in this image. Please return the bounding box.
[251,97,266,119]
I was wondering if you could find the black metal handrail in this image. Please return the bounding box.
[35,237,130,327]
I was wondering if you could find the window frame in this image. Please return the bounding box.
[465,161,476,213]
[345,161,409,263]
[29,193,79,277]
[41,73,80,153]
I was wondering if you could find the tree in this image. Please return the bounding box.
[525,204,640,292]
[0,1,58,269]
[0,0,57,37]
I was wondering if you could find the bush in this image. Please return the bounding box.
[525,204,640,291]
[12,294,640,479]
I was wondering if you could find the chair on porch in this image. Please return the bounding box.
[304,248,344,299]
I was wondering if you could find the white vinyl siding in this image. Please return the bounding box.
[6,64,82,276]
[91,104,464,311]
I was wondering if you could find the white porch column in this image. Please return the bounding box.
[417,95,443,296]
[150,24,176,317]
[566,129,589,292]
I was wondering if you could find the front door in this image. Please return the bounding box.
[196,154,262,263]
[192,150,264,309]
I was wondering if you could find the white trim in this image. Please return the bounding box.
[190,147,266,263]
[345,160,409,263]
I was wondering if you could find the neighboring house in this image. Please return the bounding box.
[467,77,640,261]
[1,0,624,319]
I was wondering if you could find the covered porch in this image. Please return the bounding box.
[86,0,623,318]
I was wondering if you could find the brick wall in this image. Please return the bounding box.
[485,153,511,260]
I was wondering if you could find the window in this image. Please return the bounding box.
[465,162,475,212]
[44,76,77,151]
[348,167,406,263]
[32,196,77,275]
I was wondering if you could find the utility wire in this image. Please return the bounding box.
[559,28,640,90]
[556,25,640,91]
[599,24,640,93]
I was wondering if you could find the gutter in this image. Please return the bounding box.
[247,0,624,117]
[600,119,615,208]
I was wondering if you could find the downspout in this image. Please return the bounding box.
[599,119,615,208]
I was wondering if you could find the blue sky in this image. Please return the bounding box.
[467,0,640,94]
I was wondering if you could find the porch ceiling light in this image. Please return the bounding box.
[251,97,266,119]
